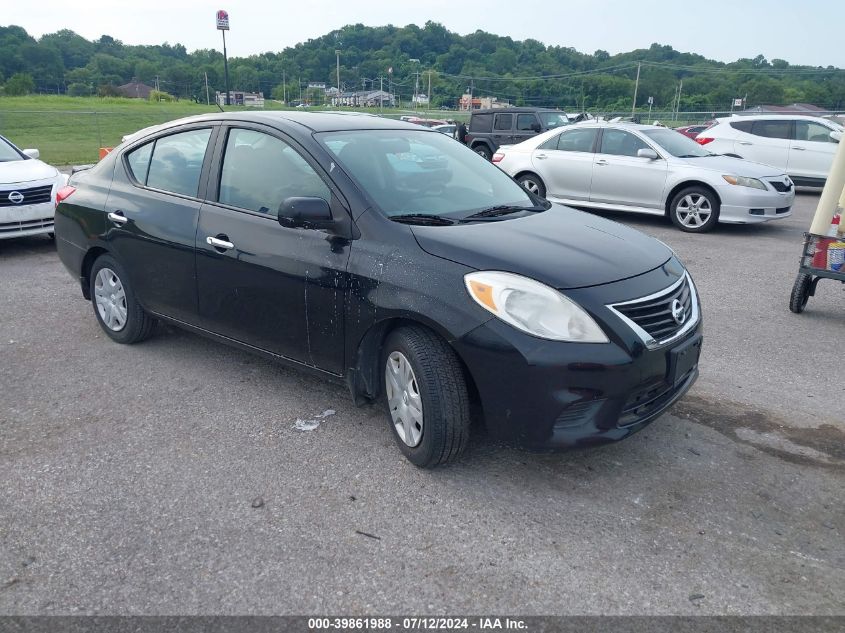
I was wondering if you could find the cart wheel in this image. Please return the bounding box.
[789,273,812,313]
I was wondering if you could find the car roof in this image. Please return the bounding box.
[715,113,833,123]
[129,111,428,138]
[470,107,565,115]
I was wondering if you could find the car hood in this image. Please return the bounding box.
[0,159,59,185]
[677,155,784,177]
[411,204,673,290]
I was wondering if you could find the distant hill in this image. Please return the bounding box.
[1,22,843,111]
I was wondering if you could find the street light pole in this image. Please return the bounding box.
[336,49,341,95]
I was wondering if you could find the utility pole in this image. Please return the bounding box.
[379,76,384,112]
[428,71,432,112]
[335,49,341,94]
[675,79,684,120]
[631,62,641,120]
[282,68,286,104]
[409,58,420,113]
[204,72,210,105]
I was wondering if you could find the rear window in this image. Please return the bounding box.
[556,128,598,152]
[729,120,753,133]
[141,128,212,197]
[751,120,791,139]
[494,114,513,131]
[469,113,493,133]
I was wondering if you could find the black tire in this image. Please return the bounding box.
[381,326,471,468]
[517,173,547,198]
[669,186,720,233]
[89,254,156,344]
[789,273,812,313]
[473,145,492,161]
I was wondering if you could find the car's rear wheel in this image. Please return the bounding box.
[89,254,156,344]
[381,326,470,468]
[473,145,492,161]
[669,186,720,233]
[517,173,546,198]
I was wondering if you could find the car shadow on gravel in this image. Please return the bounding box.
[0,235,56,257]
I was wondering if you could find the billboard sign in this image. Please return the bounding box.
[216,10,230,30]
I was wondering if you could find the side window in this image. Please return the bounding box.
[494,114,513,131]
[751,120,791,140]
[125,142,153,183]
[219,128,330,216]
[538,135,559,150]
[146,128,212,197]
[516,114,537,131]
[730,120,754,133]
[599,129,649,157]
[556,128,599,153]
[469,114,493,133]
[795,121,835,143]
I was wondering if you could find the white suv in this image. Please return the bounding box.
[696,115,843,187]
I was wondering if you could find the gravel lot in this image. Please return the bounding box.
[1,192,843,615]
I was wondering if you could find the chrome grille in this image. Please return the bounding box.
[607,273,699,348]
[0,185,53,207]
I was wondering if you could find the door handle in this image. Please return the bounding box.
[738,141,753,146]
[792,146,806,151]
[107,211,128,225]
[535,154,548,160]
[206,236,234,251]
[596,159,609,165]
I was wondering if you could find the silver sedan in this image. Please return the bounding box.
[493,122,796,232]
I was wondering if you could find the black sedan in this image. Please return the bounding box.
[55,112,702,468]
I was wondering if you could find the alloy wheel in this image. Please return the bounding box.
[675,194,712,228]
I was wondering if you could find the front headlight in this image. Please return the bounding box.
[464,271,609,343]
[722,175,767,190]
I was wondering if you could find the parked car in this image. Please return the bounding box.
[464,107,570,160]
[494,122,795,232]
[55,112,701,467]
[0,135,67,240]
[675,124,712,139]
[696,115,843,187]
[431,124,457,136]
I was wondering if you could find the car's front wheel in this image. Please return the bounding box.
[517,173,546,198]
[381,326,471,468]
[89,254,156,344]
[669,186,720,232]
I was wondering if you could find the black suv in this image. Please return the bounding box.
[462,107,570,159]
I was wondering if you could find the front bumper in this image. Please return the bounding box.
[0,176,58,239]
[716,184,795,224]
[453,265,703,449]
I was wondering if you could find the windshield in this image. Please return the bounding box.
[319,130,534,219]
[642,128,710,158]
[539,112,570,129]
[0,137,24,162]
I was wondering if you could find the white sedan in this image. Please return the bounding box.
[0,135,67,240]
[493,122,796,232]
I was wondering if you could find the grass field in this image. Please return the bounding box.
[0,96,465,165]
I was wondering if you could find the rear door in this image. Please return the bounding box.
[195,124,350,373]
[738,119,792,170]
[589,128,667,209]
[512,113,539,145]
[532,127,598,201]
[492,112,514,147]
[789,120,838,185]
[104,125,217,322]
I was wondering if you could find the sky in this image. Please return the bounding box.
[5,0,844,68]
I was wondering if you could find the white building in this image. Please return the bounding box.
[216,91,265,107]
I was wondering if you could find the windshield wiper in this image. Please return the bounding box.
[389,213,456,226]
[461,205,545,221]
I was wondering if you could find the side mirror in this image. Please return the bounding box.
[23,149,40,159]
[831,131,842,143]
[637,148,659,160]
[278,197,333,230]
[531,123,542,133]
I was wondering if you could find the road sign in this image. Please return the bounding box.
[734,98,744,107]
[647,96,654,105]
[216,10,230,30]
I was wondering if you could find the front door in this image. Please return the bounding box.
[195,125,350,373]
[789,120,839,184]
[589,128,667,209]
[104,125,216,322]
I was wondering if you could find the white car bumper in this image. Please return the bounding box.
[715,184,795,224]
[0,179,60,239]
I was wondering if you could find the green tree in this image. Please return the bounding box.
[4,72,36,95]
